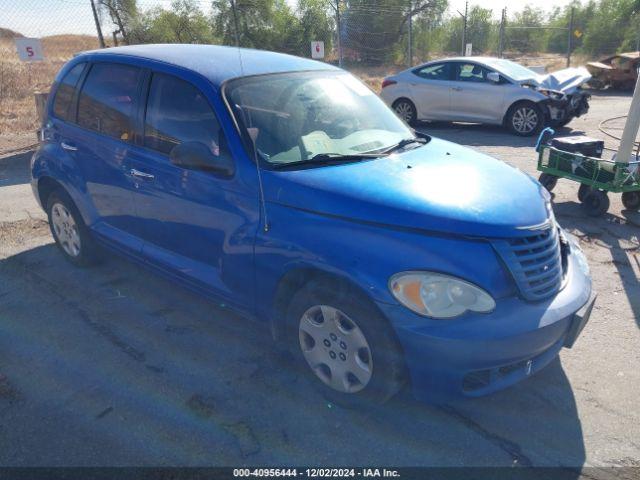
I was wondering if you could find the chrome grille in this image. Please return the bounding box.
[492,226,563,301]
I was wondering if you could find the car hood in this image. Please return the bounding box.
[520,67,592,94]
[263,138,551,238]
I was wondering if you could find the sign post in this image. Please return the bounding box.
[311,41,325,60]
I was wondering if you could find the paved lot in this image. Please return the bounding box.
[0,91,639,470]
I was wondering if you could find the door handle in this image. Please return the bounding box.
[129,168,155,180]
[451,86,463,92]
[60,141,78,151]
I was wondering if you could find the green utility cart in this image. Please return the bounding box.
[535,128,640,216]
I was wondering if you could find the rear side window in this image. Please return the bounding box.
[52,63,85,121]
[77,63,142,141]
[413,63,451,81]
[144,73,221,156]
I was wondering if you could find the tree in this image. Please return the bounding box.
[97,0,138,43]
[505,5,547,53]
[296,0,334,56]
[211,0,301,53]
[342,0,446,64]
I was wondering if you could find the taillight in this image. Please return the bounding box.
[381,79,397,89]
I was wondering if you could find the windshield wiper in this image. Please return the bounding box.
[272,152,385,170]
[378,137,428,154]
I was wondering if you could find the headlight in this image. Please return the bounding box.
[389,272,496,319]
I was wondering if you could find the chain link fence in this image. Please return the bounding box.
[0,0,636,149]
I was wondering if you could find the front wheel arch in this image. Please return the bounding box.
[271,267,382,342]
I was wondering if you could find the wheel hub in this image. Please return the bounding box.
[51,202,81,257]
[298,305,373,393]
[513,107,538,133]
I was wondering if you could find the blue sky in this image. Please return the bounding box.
[3,0,575,38]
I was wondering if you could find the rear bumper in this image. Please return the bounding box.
[378,249,592,403]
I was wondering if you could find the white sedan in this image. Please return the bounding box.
[380,57,591,136]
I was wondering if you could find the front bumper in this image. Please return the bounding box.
[378,249,593,403]
[543,93,590,123]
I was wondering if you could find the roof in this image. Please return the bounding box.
[78,44,339,87]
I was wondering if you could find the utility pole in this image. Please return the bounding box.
[498,8,506,58]
[230,0,241,47]
[617,74,640,165]
[407,1,413,67]
[90,0,105,48]
[566,7,574,67]
[458,1,468,56]
[334,0,343,67]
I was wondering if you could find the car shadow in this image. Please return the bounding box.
[553,200,640,330]
[0,242,585,469]
[415,122,584,150]
[0,151,33,187]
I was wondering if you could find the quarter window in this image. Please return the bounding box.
[413,63,451,81]
[77,63,142,141]
[52,63,85,121]
[144,73,221,156]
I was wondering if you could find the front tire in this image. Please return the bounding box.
[47,190,100,266]
[286,280,406,406]
[392,98,417,126]
[506,102,544,136]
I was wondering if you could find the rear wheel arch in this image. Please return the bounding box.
[392,97,418,125]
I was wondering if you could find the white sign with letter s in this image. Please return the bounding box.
[15,38,44,62]
[311,41,324,59]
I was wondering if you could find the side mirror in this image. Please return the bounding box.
[487,72,501,84]
[170,141,234,177]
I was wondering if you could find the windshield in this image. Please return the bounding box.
[224,71,413,166]
[482,58,539,81]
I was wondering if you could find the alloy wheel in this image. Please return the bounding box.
[298,305,373,393]
[51,202,81,257]
[512,106,539,134]
[394,101,414,123]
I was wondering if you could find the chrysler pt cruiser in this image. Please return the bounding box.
[31,45,595,405]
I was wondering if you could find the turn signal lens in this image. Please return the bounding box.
[389,272,496,319]
[381,79,397,89]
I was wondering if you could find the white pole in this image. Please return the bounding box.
[617,73,640,164]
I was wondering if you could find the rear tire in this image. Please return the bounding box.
[538,173,558,192]
[392,98,417,126]
[621,191,640,210]
[506,101,544,136]
[285,279,406,407]
[47,190,100,266]
[581,190,610,217]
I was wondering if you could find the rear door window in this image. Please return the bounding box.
[143,72,221,157]
[77,63,142,142]
[52,63,85,121]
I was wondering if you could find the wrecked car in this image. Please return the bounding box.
[381,57,591,136]
[587,51,640,90]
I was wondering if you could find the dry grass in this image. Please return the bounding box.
[0,35,98,136]
[0,35,593,144]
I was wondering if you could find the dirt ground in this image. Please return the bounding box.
[0,91,639,472]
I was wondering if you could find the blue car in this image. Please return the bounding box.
[31,44,595,405]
